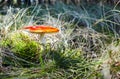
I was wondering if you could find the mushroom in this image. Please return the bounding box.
[22,25,59,42]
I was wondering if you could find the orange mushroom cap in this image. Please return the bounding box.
[23,25,59,34]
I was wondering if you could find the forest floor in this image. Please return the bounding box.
[0,2,120,79]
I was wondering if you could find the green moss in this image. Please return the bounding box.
[1,31,42,67]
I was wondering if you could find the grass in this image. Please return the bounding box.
[0,2,120,79]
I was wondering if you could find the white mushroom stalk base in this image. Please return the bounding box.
[38,33,45,43]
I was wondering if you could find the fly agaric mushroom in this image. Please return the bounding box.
[22,25,59,42]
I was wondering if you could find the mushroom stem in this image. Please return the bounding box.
[38,33,45,43]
